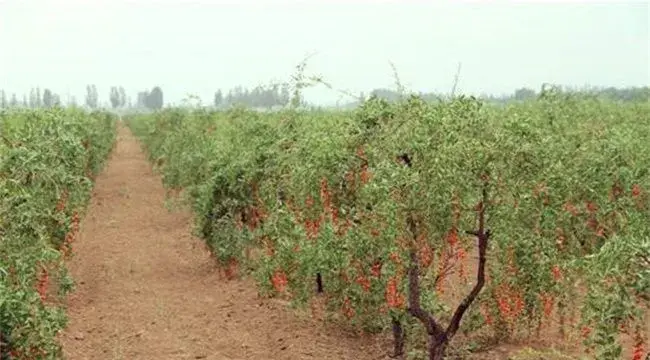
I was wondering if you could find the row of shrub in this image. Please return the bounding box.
[0,108,116,359]
[128,91,649,359]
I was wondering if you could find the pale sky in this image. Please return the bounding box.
[1,0,648,106]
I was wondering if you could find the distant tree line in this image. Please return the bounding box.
[0,85,165,110]
[135,87,164,110]
[0,87,63,109]
[213,83,291,108]
[351,86,650,106]
[483,85,650,103]
[1,84,647,110]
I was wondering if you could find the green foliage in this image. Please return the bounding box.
[128,93,649,359]
[0,108,116,359]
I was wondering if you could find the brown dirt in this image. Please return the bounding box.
[59,125,388,360]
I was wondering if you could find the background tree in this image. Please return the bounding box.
[10,93,18,107]
[0,90,6,108]
[118,87,127,107]
[42,89,54,108]
[85,84,99,109]
[36,87,42,108]
[147,86,164,109]
[214,90,223,108]
[109,86,121,108]
[137,91,149,108]
[52,93,61,107]
[29,88,37,108]
[225,90,233,105]
[279,84,290,106]
[514,87,537,101]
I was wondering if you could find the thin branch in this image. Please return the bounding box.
[432,252,457,286]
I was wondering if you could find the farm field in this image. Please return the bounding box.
[0,91,648,360]
[123,91,650,360]
[57,125,385,360]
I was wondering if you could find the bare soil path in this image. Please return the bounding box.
[60,125,385,360]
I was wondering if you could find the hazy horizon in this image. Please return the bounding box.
[1,0,648,106]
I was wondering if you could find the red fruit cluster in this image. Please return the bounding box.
[272,269,288,293]
[385,276,405,309]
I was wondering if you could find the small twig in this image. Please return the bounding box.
[432,256,457,286]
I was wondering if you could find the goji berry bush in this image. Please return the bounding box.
[128,89,649,360]
[0,108,116,359]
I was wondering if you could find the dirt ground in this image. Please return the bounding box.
[59,125,387,360]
